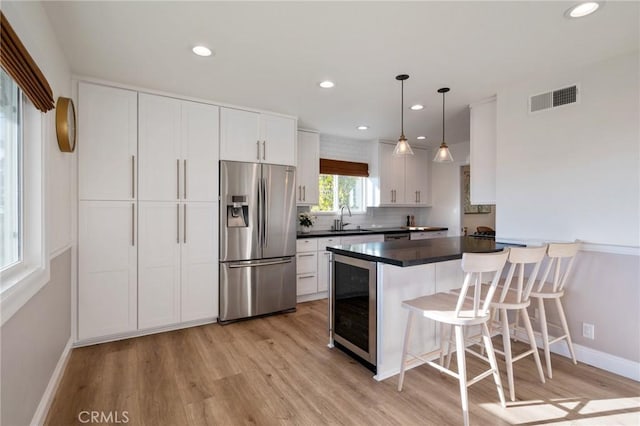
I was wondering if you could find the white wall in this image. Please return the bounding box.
[1,2,74,424]
[496,51,640,367]
[497,51,639,247]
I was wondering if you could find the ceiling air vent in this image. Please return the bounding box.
[529,84,579,113]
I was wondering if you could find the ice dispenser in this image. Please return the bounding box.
[226,195,249,227]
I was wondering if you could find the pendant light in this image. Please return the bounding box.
[433,87,454,163]
[393,74,414,156]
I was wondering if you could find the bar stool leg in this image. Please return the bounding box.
[521,307,546,384]
[537,297,553,379]
[398,311,414,391]
[501,308,515,401]
[482,322,506,408]
[555,298,577,364]
[454,325,470,426]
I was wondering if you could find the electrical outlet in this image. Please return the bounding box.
[583,322,595,340]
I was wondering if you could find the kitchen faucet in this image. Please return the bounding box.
[339,205,352,230]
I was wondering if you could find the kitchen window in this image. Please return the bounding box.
[1,68,23,271]
[312,174,366,213]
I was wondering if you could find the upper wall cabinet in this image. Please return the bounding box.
[469,96,497,205]
[296,130,319,205]
[220,107,296,166]
[139,94,219,202]
[368,142,431,207]
[78,82,137,201]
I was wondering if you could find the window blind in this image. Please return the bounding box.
[1,12,55,112]
[319,158,369,177]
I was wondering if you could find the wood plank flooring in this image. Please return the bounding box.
[46,300,640,425]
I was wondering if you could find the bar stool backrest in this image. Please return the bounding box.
[535,242,581,293]
[499,245,548,303]
[457,249,509,318]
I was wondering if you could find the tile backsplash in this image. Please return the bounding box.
[297,206,430,230]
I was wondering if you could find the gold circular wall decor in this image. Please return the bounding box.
[55,97,76,152]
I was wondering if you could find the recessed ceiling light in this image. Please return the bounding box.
[417,136,426,140]
[410,104,424,111]
[319,80,335,89]
[192,45,212,57]
[357,125,369,130]
[565,2,601,18]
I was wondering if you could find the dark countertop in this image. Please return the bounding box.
[296,226,448,239]
[326,236,515,267]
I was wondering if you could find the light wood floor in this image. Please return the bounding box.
[46,300,640,425]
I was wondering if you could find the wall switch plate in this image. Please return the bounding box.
[582,322,595,340]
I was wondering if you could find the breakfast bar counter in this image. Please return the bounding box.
[327,237,513,381]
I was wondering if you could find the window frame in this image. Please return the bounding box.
[1,71,24,274]
[0,89,48,325]
[312,173,368,215]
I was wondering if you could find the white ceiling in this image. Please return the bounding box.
[42,1,639,147]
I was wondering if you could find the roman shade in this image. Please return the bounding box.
[1,12,55,112]
[319,158,369,177]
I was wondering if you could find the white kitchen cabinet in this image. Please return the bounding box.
[220,107,296,165]
[469,96,497,204]
[296,130,320,205]
[78,83,137,201]
[378,143,405,205]
[317,236,341,292]
[296,238,318,297]
[368,142,430,206]
[182,102,220,201]
[340,234,385,245]
[181,202,219,322]
[78,201,137,340]
[138,202,181,329]
[405,147,431,205]
[138,201,218,327]
[139,94,219,202]
[138,94,181,201]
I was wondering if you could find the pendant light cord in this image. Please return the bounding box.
[401,79,404,136]
[442,90,445,143]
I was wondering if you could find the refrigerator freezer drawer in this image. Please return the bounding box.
[219,257,296,322]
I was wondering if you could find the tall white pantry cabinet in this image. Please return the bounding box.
[78,82,219,342]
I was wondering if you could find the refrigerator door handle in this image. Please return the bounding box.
[228,258,292,268]
[257,173,262,248]
[262,177,268,247]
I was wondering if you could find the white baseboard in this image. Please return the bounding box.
[297,292,328,304]
[515,330,640,382]
[31,337,73,426]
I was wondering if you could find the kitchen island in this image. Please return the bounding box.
[327,237,512,381]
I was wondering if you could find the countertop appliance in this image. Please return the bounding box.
[219,161,297,323]
[384,233,409,241]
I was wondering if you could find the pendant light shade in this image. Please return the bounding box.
[433,87,454,163]
[393,74,414,156]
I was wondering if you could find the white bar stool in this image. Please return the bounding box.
[488,245,548,401]
[398,250,509,426]
[529,242,581,378]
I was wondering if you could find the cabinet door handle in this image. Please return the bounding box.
[176,159,180,199]
[418,191,420,203]
[262,141,266,160]
[183,204,187,244]
[415,190,418,203]
[131,203,135,246]
[183,160,187,200]
[298,185,301,201]
[299,253,315,257]
[303,185,306,201]
[256,140,260,160]
[299,275,315,279]
[177,203,180,244]
[131,155,135,199]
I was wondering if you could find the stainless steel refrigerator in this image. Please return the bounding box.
[219,161,297,323]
